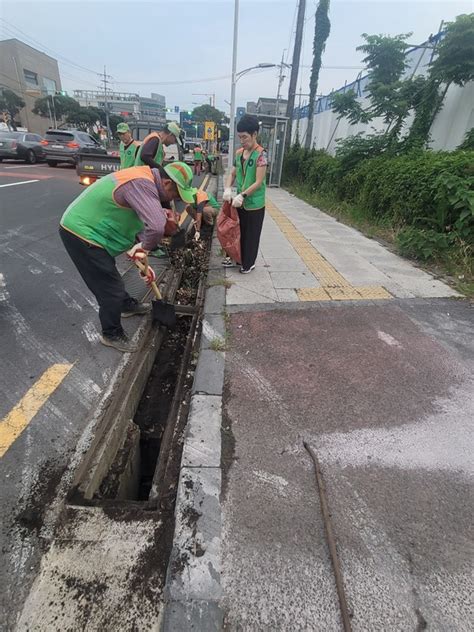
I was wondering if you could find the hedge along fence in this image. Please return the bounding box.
[283,146,474,231]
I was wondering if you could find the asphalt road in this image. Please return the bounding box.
[0,161,205,630]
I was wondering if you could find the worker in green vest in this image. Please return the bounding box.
[59,162,195,353]
[117,122,139,169]
[187,188,220,241]
[223,114,267,273]
[193,144,203,176]
[135,122,183,168]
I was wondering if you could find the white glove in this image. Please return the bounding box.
[194,231,200,242]
[127,242,148,260]
[223,187,232,202]
[232,193,244,208]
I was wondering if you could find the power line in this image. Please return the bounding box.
[0,19,101,76]
[114,74,231,86]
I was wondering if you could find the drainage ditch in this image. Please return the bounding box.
[69,228,211,511]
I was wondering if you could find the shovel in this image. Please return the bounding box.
[133,255,195,328]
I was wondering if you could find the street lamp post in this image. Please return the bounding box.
[228,0,240,165]
[228,62,278,163]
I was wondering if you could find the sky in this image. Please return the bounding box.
[1,0,471,117]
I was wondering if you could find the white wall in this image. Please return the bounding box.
[294,34,473,154]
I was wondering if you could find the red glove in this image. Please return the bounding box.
[140,266,156,286]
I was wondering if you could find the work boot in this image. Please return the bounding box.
[121,301,151,318]
[100,332,138,353]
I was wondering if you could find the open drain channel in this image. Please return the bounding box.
[67,233,210,511]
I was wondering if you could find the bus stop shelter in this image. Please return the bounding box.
[257,114,288,188]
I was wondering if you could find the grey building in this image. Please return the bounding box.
[139,93,166,125]
[73,90,141,119]
[73,90,167,126]
[246,101,258,114]
[256,97,288,117]
[0,38,62,134]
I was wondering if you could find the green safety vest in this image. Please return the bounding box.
[235,145,266,210]
[207,194,220,210]
[135,132,164,166]
[193,149,203,160]
[119,140,138,169]
[60,167,156,257]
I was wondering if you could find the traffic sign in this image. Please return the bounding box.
[204,121,216,140]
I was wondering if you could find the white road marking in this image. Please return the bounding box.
[253,470,289,496]
[28,266,43,275]
[82,321,101,344]
[0,272,6,302]
[377,330,403,348]
[3,164,42,169]
[0,179,39,188]
[54,288,83,311]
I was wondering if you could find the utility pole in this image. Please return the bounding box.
[229,0,240,166]
[270,50,288,186]
[285,0,306,147]
[192,93,216,107]
[99,66,112,145]
[275,49,287,116]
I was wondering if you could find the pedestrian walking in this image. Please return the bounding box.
[135,122,183,169]
[117,123,139,169]
[59,162,195,352]
[223,115,267,273]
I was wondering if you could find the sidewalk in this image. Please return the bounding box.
[163,189,472,631]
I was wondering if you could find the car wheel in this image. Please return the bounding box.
[47,161,58,167]
[26,150,37,164]
[0,158,3,163]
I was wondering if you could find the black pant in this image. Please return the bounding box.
[237,207,265,270]
[59,227,136,337]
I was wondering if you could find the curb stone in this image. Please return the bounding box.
[161,176,226,631]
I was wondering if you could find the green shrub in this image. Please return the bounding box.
[396,227,452,261]
[457,127,474,151]
[283,145,474,234]
[357,150,474,224]
[334,132,391,175]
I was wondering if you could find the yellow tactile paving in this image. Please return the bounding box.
[297,288,332,301]
[266,199,392,302]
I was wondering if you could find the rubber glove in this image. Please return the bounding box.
[232,193,244,208]
[140,266,156,286]
[127,242,148,260]
[223,187,232,202]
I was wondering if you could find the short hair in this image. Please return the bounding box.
[237,114,259,135]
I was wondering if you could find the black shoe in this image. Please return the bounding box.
[100,332,138,353]
[121,302,151,318]
[239,265,255,274]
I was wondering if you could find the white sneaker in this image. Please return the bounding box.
[222,257,235,267]
[239,265,255,274]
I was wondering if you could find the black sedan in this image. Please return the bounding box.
[0,131,45,164]
[42,129,107,167]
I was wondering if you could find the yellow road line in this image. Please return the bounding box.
[0,363,72,458]
[266,199,392,302]
[199,174,210,191]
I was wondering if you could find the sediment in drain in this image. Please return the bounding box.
[93,230,211,503]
